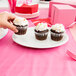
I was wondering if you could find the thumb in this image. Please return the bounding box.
[5,22,18,33]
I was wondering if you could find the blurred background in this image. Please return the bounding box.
[0,0,76,9]
[0,0,49,9]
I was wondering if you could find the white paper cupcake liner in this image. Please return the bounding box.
[51,31,64,37]
[35,32,48,36]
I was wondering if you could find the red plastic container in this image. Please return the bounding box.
[15,4,38,14]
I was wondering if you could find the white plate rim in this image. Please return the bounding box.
[15,11,39,15]
[15,11,40,19]
[0,29,8,40]
[12,27,69,49]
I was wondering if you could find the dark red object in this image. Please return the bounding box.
[15,4,38,14]
[31,18,51,27]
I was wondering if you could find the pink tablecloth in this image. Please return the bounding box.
[0,8,76,76]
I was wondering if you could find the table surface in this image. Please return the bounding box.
[0,8,76,76]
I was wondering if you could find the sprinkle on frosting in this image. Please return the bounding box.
[13,17,28,26]
[51,24,65,32]
[35,23,48,31]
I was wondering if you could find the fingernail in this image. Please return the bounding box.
[15,29,18,33]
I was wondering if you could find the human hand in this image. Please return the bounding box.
[0,12,18,32]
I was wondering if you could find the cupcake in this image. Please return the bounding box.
[50,24,65,41]
[13,17,28,35]
[34,23,49,40]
